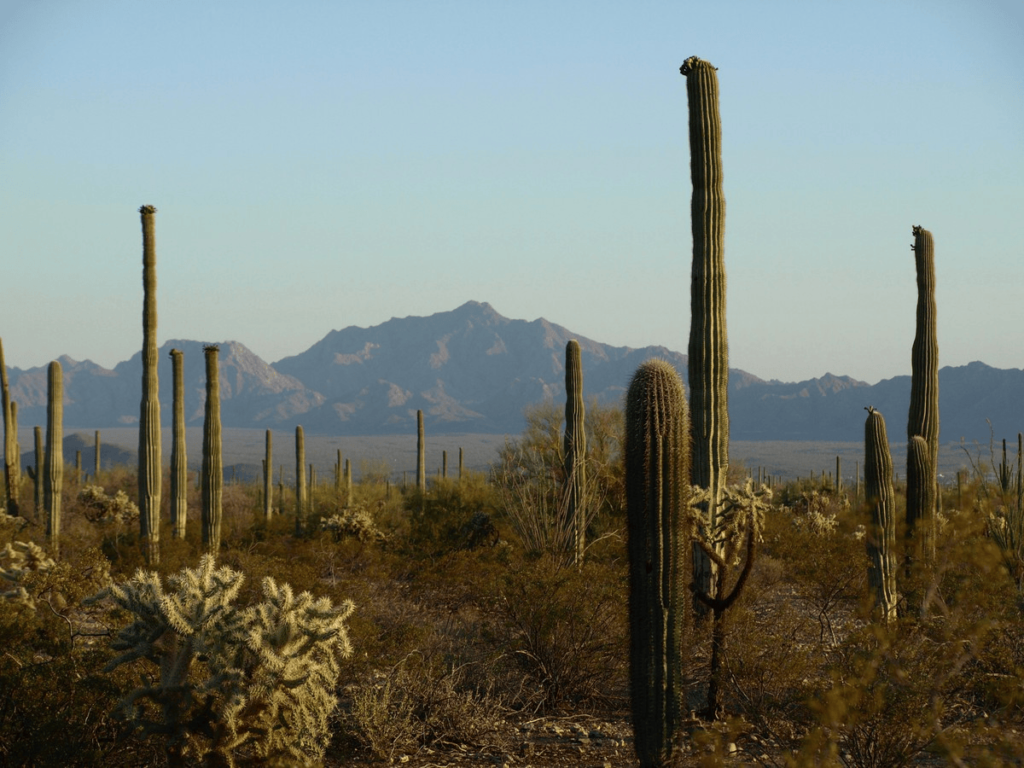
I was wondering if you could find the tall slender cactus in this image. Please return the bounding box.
[201,346,222,553]
[169,349,187,539]
[31,426,43,517]
[906,434,936,580]
[416,410,425,492]
[138,204,161,564]
[865,407,897,623]
[295,426,306,535]
[263,429,273,521]
[681,56,729,604]
[94,430,101,480]
[459,446,464,481]
[563,339,587,565]
[907,224,938,560]
[345,459,352,505]
[625,359,691,768]
[10,402,19,499]
[44,361,63,556]
[1,337,18,516]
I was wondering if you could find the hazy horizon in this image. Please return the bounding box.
[2,1,1022,384]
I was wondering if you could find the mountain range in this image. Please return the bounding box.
[4,301,1021,444]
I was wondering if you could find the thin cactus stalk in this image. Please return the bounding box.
[865,407,897,623]
[459,446,464,481]
[906,435,936,593]
[295,426,306,535]
[33,426,43,516]
[681,56,729,605]
[907,225,939,554]
[138,204,162,565]
[1018,433,1023,515]
[94,430,101,480]
[263,429,273,521]
[75,450,82,485]
[335,449,342,495]
[344,459,352,506]
[201,346,222,553]
[44,361,63,556]
[169,349,187,539]
[309,464,316,515]
[625,359,691,767]
[442,450,448,480]
[563,339,587,565]
[10,401,19,499]
[416,410,425,492]
[1,337,18,516]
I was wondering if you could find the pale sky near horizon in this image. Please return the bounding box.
[1,0,1022,386]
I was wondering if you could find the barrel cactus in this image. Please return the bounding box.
[201,346,222,552]
[681,56,729,602]
[625,359,691,767]
[864,406,897,623]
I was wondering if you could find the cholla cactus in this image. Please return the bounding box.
[320,506,386,542]
[90,555,355,766]
[1,541,56,606]
[78,485,141,524]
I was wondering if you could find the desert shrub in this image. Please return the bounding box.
[401,472,501,556]
[88,554,354,767]
[483,556,627,712]
[320,504,387,542]
[77,485,140,524]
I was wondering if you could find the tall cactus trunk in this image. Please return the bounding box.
[33,426,43,517]
[1,337,19,517]
[94,430,101,481]
[263,430,273,521]
[865,407,897,624]
[201,346,222,553]
[295,426,306,535]
[907,225,938,563]
[625,359,691,768]
[44,361,63,557]
[345,459,352,506]
[681,56,729,607]
[416,410,425,492]
[169,349,187,539]
[459,447,464,481]
[138,204,162,565]
[906,435,936,611]
[563,339,587,565]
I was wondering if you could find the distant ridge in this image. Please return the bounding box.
[3,302,1021,442]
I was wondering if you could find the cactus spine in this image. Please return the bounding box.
[864,407,897,623]
[681,56,729,602]
[1,337,18,516]
[563,339,587,565]
[138,205,162,564]
[263,429,273,520]
[907,225,938,561]
[416,409,425,492]
[201,346,222,552]
[625,359,691,767]
[169,349,187,539]
[295,426,306,535]
[45,361,63,555]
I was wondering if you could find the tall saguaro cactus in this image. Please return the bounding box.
[416,410,425,492]
[169,349,187,539]
[1,337,18,516]
[201,346,222,552]
[295,426,306,535]
[138,204,162,564]
[94,430,101,480]
[32,426,43,516]
[907,225,938,559]
[864,407,897,623]
[563,339,587,565]
[263,429,273,521]
[681,56,729,602]
[906,435,936,577]
[45,361,63,556]
[625,360,691,767]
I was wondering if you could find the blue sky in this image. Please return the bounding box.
[1,0,1022,385]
